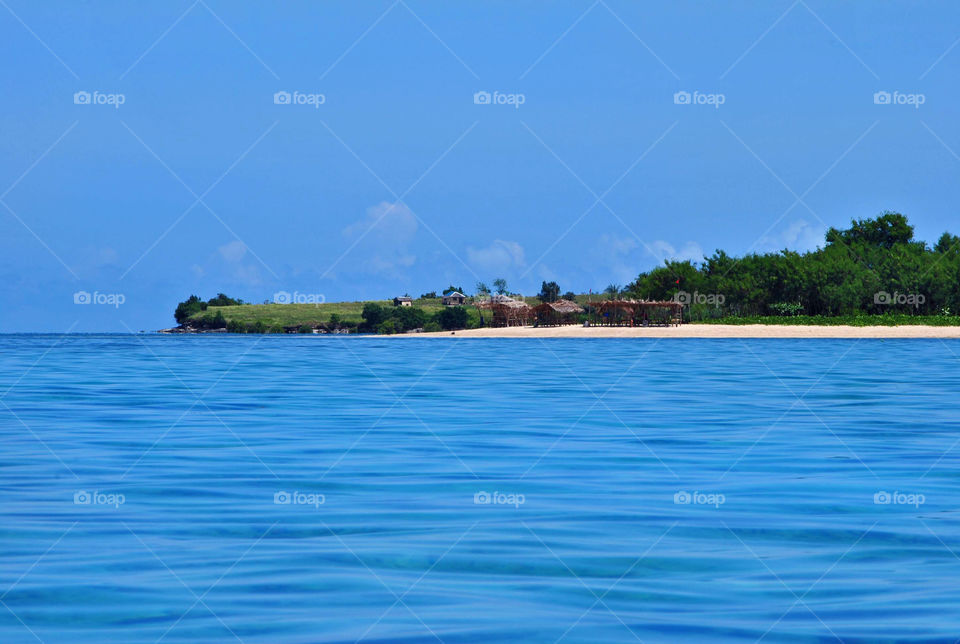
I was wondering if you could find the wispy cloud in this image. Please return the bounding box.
[467,239,526,273]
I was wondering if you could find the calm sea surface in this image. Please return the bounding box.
[1,335,959,643]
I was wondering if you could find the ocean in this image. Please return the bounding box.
[1,335,957,642]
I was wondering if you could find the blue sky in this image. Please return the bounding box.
[2,0,959,331]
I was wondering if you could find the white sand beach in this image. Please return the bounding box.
[392,325,960,339]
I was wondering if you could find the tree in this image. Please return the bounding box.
[538,281,561,303]
[604,284,621,299]
[392,306,427,332]
[174,295,207,324]
[444,285,464,295]
[475,282,490,296]
[361,303,386,328]
[493,278,508,295]
[420,291,437,299]
[207,293,242,307]
[562,291,576,301]
[826,212,913,250]
[435,306,467,330]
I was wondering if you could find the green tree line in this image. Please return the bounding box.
[627,213,960,317]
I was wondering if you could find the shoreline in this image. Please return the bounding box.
[384,324,960,339]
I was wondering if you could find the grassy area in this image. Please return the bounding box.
[188,297,487,329]
[693,314,960,326]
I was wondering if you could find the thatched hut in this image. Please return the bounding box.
[533,299,584,326]
[474,296,532,327]
[589,299,682,326]
[492,300,532,327]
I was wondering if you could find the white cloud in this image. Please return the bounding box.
[343,201,418,242]
[342,201,419,276]
[218,240,248,263]
[757,219,824,253]
[207,240,263,286]
[467,239,525,273]
[646,240,704,263]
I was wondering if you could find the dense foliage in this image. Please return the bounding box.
[538,281,560,303]
[174,293,245,324]
[627,213,960,317]
[359,303,465,334]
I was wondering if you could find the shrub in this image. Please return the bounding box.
[769,302,803,316]
[435,306,467,330]
[207,293,242,307]
[174,295,207,324]
[361,303,386,330]
[377,319,397,335]
[423,321,442,333]
[227,319,246,333]
[392,306,427,332]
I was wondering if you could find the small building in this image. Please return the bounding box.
[441,291,466,306]
[587,299,683,326]
[393,296,413,307]
[491,300,533,327]
[534,299,584,326]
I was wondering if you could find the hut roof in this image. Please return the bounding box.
[536,299,583,314]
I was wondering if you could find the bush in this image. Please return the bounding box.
[435,306,467,330]
[207,293,242,307]
[377,319,397,335]
[393,306,427,332]
[298,324,313,334]
[769,302,803,316]
[174,295,207,324]
[423,321,442,333]
[361,303,386,330]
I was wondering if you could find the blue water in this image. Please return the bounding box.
[1,335,959,643]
